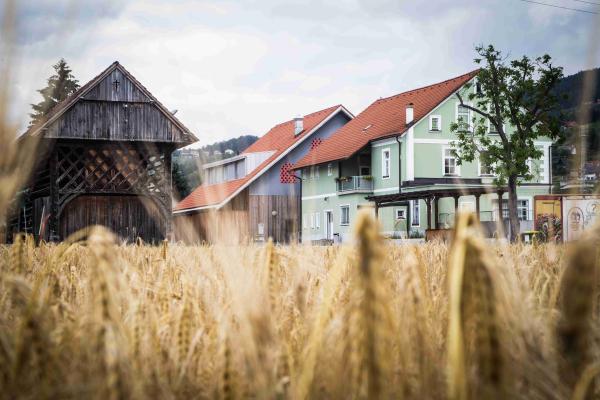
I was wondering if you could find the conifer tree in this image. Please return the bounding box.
[29,58,79,126]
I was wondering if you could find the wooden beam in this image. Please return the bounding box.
[497,191,504,220]
[433,196,439,229]
[426,197,432,230]
[475,194,481,221]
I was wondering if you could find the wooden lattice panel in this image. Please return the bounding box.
[56,143,167,203]
[280,162,297,184]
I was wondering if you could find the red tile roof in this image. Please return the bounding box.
[294,70,479,169]
[173,104,347,212]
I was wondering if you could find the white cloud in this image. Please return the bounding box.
[5,0,599,147]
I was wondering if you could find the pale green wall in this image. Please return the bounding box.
[301,193,371,243]
[300,79,554,242]
[371,141,402,192]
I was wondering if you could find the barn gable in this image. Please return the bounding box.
[26,61,197,145]
[7,61,197,243]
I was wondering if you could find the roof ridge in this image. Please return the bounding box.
[271,104,341,129]
[376,69,479,104]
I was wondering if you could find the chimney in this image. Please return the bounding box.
[294,115,304,135]
[406,103,414,125]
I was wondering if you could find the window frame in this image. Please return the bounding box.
[395,208,406,220]
[455,102,471,132]
[478,152,494,177]
[381,148,391,179]
[517,199,530,221]
[442,146,460,176]
[411,200,420,227]
[327,163,333,176]
[429,115,442,132]
[315,165,320,180]
[340,205,350,226]
[315,212,320,229]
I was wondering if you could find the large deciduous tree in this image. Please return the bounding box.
[29,58,79,126]
[451,45,564,241]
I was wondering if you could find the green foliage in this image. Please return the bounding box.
[201,134,258,162]
[29,59,79,126]
[450,45,564,187]
[172,135,259,199]
[172,156,202,199]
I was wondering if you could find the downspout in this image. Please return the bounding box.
[396,136,402,194]
[549,145,553,194]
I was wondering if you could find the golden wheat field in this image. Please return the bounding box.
[0,212,599,400]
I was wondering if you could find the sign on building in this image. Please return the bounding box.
[562,195,600,241]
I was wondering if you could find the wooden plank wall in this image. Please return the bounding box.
[248,194,300,243]
[59,195,166,243]
[173,210,250,244]
[84,69,149,102]
[45,102,186,143]
[173,190,250,244]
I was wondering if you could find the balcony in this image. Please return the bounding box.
[336,176,374,194]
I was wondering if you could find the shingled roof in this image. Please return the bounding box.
[293,70,479,169]
[22,61,197,144]
[173,104,352,213]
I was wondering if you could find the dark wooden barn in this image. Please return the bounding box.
[7,61,197,243]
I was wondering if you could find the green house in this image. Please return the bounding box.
[294,70,553,243]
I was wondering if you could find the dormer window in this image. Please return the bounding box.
[429,115,442,132]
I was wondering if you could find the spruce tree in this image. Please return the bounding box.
[29,58,80,126]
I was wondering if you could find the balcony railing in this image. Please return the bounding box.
[336,176,374,194]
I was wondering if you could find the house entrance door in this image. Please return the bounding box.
[325,211,333,240]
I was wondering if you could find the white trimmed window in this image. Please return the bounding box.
[443,147,459,176]
[478,152,494,176]
[456,103,471,131]
[315,212,320,229]
[411,200,420,226]
[327,163,333,176]
[315,166,320,180]
[488,119,498,135]
[302,213,307,229]
[429,115,442,132]
[518,200,530,221]
[310,166,315,180]
[340,205,350,226]
[310,213,315,229]
[382,148,391,179]
[395,209,406,220]
[492,199,530,221]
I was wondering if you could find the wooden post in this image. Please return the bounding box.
[433,196,439,229]
[426,197,432,230]
[475,194,481,221]
[375,203,379,218]
[453,196,460,226]
[406,201,411,238]
[497,191,504,221]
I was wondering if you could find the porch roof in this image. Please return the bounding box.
[366,186,509,207]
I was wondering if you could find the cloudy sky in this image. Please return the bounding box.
[3,0,600,146]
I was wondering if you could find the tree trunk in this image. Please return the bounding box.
[507,175,520,242]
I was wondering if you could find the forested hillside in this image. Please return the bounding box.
[172,135,258,199]
[551,68,600,178]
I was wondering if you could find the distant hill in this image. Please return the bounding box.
[172,135,259,199]
[551,68,600,178]
[199,135,259,162]
[556,68,600,111]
